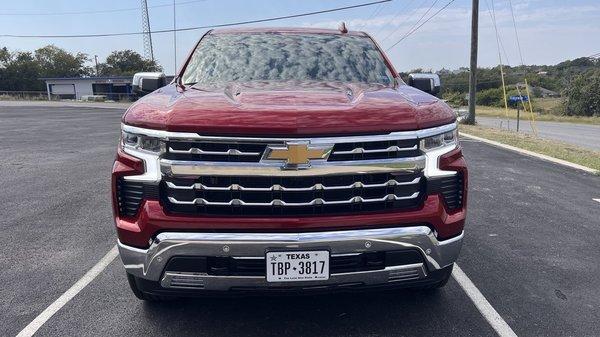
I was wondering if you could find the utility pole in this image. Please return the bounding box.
[466,0,479,125]
[173,0,177,74]
[94,55,99,76]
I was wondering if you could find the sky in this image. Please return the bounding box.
[0,0,599,75]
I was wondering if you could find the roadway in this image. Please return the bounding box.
[1,104,599,337]
[476,116,600,151]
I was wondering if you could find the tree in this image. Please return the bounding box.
[475,88,504,107]
[99,50,161,76]
[0,47,10,67]
[563,69,600,117]
[1,51,42,91]
[34,45,92,78]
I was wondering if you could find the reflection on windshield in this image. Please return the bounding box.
[182,33,394,87]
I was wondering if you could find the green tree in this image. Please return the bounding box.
[0,47,10,66]
[99,50,161,76]
[563,69,600,117]
[475,88,504,107]
[34,45,92,78]
[1,51,42,91]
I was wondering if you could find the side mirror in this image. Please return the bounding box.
[407,73,441,97]
[132,72,167,94]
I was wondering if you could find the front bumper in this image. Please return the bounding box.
[118,225,462,292]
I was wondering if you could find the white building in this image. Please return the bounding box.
[41,76,133,100]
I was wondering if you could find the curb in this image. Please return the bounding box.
[459,132,599,174]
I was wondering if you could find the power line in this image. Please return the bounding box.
[371,0,417,37]
[483,0,511,66]
[485,0,510,118]
[353,2,386,30]
[0,0,206,16]
[0,0,390,38]
[383,0,439,45]
[386,0,455,51]
[507,0,525,65]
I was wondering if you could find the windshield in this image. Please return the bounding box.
[181,33,395,87]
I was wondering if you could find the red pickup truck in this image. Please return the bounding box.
[113,27,467,300]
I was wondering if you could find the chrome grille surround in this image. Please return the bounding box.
[120,122,459,216]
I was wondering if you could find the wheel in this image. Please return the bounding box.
[126,273,171,301]
[420,263,454,290]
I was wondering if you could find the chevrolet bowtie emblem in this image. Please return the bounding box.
[264,142,333,169]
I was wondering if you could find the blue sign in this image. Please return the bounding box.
[509,95,529,102]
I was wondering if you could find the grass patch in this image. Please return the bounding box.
[475,105,600,125]
[459,124,600,172]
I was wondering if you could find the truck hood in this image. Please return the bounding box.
[123,81,456,136]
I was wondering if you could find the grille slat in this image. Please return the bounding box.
[165,141,268,162]
[333,144,418,155]
[166,177,421,192]
[328,139,420,161]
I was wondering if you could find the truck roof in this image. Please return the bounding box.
[209,27,368,37]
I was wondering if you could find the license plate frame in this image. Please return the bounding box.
[266,250,330,283]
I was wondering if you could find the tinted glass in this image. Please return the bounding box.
[181,33,394,87]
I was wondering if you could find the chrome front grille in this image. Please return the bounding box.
[143,124,463,217]
[162,172,424,216]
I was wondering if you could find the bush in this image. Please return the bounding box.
[476,88,505,107]
[563,70,600,117]
[442,91,467,107]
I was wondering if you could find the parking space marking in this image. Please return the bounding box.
[16,245,118,337]
[453,264,518,337]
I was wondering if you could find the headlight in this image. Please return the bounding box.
[121,131,165,153]
[420,128,458,152]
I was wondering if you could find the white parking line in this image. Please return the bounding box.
[16,245,118,337]
[453,264,518,337]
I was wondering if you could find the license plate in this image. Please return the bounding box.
[266,250,330,282]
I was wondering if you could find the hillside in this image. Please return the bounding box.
[401,57,600,117]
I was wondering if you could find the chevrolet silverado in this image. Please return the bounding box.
[113,27,467,300]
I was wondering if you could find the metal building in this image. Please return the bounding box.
[41,76,133,101]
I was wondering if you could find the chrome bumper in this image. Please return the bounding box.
[118,226,463,291]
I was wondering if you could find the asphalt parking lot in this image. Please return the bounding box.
[1,104,599,337]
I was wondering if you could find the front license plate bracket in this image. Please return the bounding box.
[266,250,330,283]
